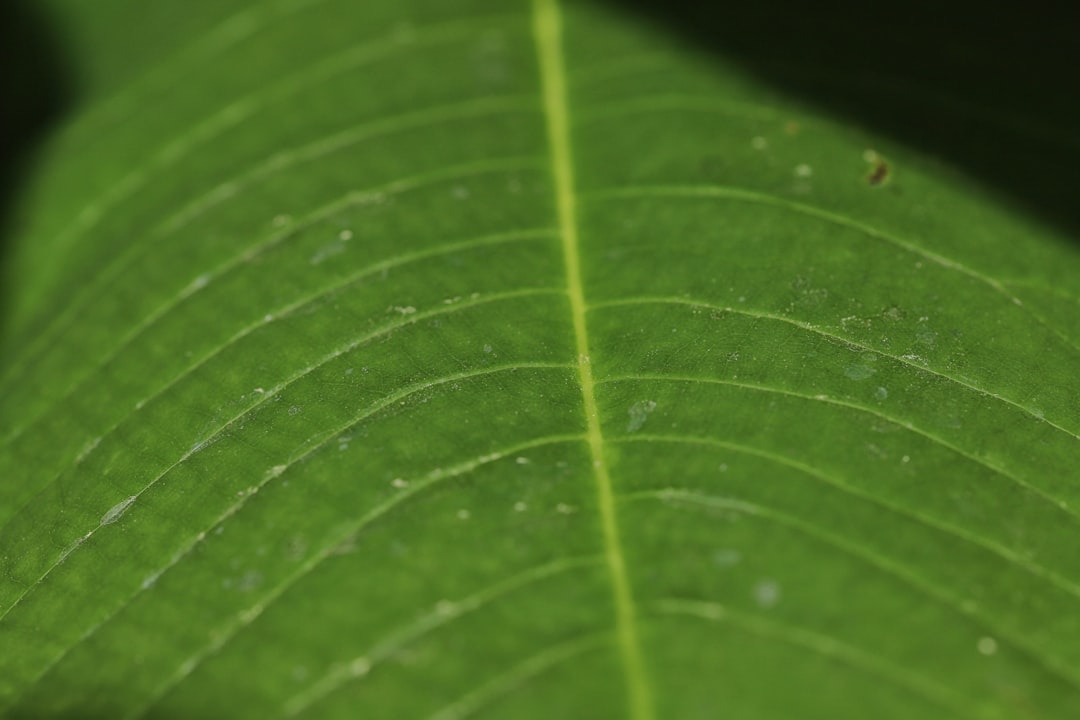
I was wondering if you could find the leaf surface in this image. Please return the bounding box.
[1,0,1078,718]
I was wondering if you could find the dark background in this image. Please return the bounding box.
[0,0,72,340]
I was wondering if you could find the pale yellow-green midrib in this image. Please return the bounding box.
[531,0,655,717]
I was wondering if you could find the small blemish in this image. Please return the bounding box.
[101,495,137,525]
[753,579,781,608]
[844,364,877,381]
[794,163,813,178]
[750,136,767,150]
[76,437,102,464]
[626,400,657,432]
[866,153,890,186]
[977,636,998,656]
[186,274,210,293]
[350,657,372,676]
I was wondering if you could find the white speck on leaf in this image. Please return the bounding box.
[186,274,210,293]
[626,400,657,432]
[309,240,348,265]
[794,163,813,177]
[875,386,889,400]
[101,496,137,525]
[754,579,781,608]
[751,136,767,150]
[844,364,877,381]
[76,437,101,464]
[391,478,409,489]
[977,636,998,655]
[57,536,85,564]
[350,657,371,676]
[457,509,471,520]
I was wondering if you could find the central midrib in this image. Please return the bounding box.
[531,1,654,718]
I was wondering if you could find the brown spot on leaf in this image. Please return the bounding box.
[867,157,890,186]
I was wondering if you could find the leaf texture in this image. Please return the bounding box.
[0,0,1078,718]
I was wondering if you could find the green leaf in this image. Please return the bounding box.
[1,0,1078,718]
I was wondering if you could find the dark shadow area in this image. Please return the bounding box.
[0,0,74,342]
[611,0,1080,241]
